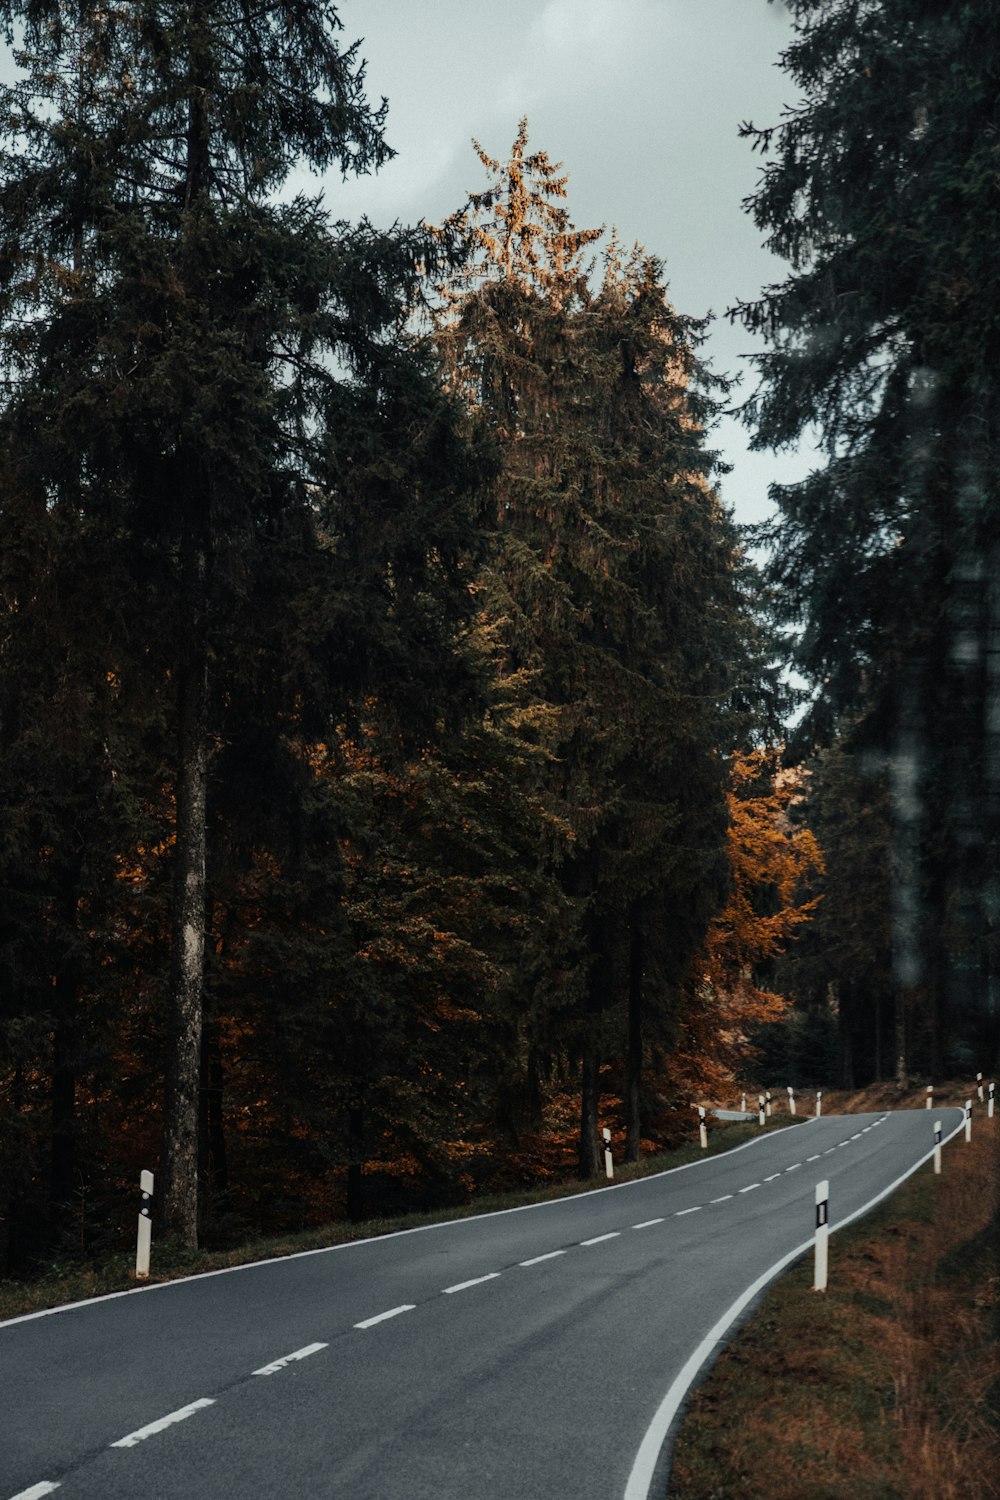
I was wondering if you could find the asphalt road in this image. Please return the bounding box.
[1,1107,965,1500]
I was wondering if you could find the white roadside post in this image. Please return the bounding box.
[989,1082,995,1119]
[976,1071,984,1103]
[813,1180,829,1291]
[765,1089,772,1118]
[740,1092,746,1116]
[602,1126,614,1180]
[698,1106,708,1151]
[933,1119,942,1175]
[964,1099,973,1143]
[925,1084,933,1110]
[758,1093,766,1127]
[136,1169,153,1279]
[815,1090,822,1118]
[787,1085,796,1116]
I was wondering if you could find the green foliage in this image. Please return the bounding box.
[0,0,487,1257]
[737,1,1000,1076]
[436,123,755,1171]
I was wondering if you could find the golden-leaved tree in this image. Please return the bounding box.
[669,749,824,1104]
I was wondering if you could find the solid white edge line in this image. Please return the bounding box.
[581,1232,620,1246]
[8,1484,61,1500]
[632,1219,664,1229]
[519,1250,567,1266]
[0,1117,826,1329]
[354,1305,415,1329]
[253,1340,328,1373]
[442,1273,501,1294]
[623,1112,968,1500]
[110,1398,215,1449]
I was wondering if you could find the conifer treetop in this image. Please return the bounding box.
[439,117,603,305]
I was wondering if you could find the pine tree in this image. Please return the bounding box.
[0,0,484,1245]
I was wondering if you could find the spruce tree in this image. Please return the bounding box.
[437,124,747,1173]
[736,1,1000,1075]
[0,0,483,1244]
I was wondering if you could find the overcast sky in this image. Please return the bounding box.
[323,0,812,528]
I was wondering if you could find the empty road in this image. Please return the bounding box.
[1,1107,964,1500]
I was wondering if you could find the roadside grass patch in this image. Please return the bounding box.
[668,1112,1000,1500]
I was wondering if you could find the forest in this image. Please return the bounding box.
[1,0,998,1274]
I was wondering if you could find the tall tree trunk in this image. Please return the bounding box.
[578,900,611,1179]
[836,981,854,1090]
[162,538,209,1247]
[49,876,81,1242]
[198,1010,228,1220]
[346,1102,365,1223]
[894,988,912,1092]
[889,664,923,1094]
[986,526,1000,1072]
[161,4,214,1250]
[50,1006,77,1241]
[624,906,643,1163]
[578,1049,601,1179]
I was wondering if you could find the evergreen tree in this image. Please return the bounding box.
[0,0,483,1246]
[436,123,747,1174]
[736,1,1000,1075]
[775,741,893,1087]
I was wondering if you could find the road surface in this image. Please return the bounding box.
[1,1107,964,1500]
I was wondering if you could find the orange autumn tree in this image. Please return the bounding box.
[668,749,824,1103]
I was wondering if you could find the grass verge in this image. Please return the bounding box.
[668,1104,1000,1500]
[0,1113,798,1323]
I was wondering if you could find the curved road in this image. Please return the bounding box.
[1,1107,964,1500]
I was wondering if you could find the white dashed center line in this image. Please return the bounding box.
[785,1163,801,1172]
[739,1183,760,1193]
[675,1206,702,1216]
[9,1485,61,1500]
[632,1218,664,1229]
[354,1306,414,1330]
[111,1399,215,1449]
[807,1154,821,1162]
[443,1273,501,1294]
[519,1250,566,1266]
[711,1194,733,1203]
[253,1341,327,1374]
[763,1173,781,1182]
[581,1232,620,1246]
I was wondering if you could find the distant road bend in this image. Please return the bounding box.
[1,1107,964,1500]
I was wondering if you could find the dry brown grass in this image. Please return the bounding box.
[669,1107,1000,1500]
